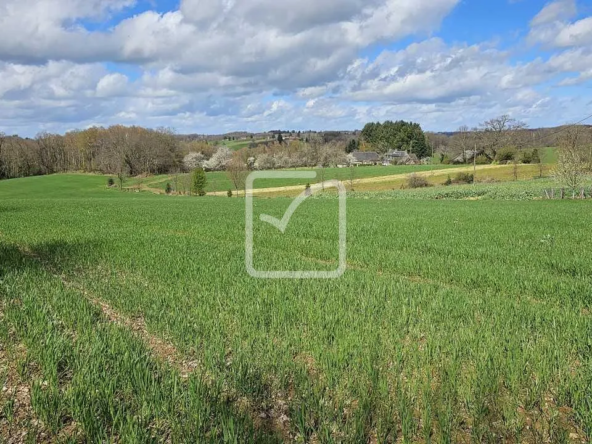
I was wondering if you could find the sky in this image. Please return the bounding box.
[0,0,591,137]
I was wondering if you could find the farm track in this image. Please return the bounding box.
[0,308,39,444]
[10,244,293,441]
[0,303,80,444]
[245,164,529,195]
[121,165,511,196]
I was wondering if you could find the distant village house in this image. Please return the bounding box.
[350,151,381,166]
[384,150,420,165]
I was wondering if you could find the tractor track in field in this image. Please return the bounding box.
[0,304,42,444]
[14,244,294,442]
[10,244,588,444]
[0,303,82,444]
[58,279,294,441]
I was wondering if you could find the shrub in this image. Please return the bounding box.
[444,175,452,186]
[475,155,490,165]
[455,172,474,184]
[495,147,517,163]
[531,149,541,164]
[165,183,172,194]
[227,190,233,197]
[441,155,451,165]
[407,174,430,189]
[519,150,533,164]
[107,178,115,187]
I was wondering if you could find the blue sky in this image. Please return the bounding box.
[0,0,591,136]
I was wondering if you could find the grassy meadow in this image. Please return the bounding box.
[125,148,558,195]
[127,164,460,195]
[1,173,591,443]
[220,139,270,151]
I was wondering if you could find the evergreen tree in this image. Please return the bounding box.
[191,167,208,196]
[360,120,429,157]
[346,139,359,153]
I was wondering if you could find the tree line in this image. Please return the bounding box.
[0,126,179,180]
[2,117,589,183]
[425,116,587,163]
[0,127,358,181]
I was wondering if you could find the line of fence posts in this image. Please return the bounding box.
[544,188,590,199]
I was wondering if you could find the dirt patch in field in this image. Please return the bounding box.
[74,287,293,440]
[517,396,587,444]
[62,279,200,380]
[0,305,82,444]
[15,245,293,440]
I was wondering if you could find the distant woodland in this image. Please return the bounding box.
[0,117,587,180]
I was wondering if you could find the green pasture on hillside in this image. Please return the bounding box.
[138,164,459,194]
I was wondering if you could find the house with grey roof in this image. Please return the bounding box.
[350,151,380,166]
[385,150,408,163]
[384,150,420,165]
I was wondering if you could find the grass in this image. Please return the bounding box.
[116,149,558,195]
[140,164,459,194]
[326,177,592,201]
[351,164,549,192]
[541,146,558,164]
[257,164,555,197]
[133,151,556,196]
[218,138,271,151]
[0,174,591,442]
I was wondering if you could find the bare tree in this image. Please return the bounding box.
[117,171,127,191]
[0,132,6,179]
[450,125,472,162]
[226,157,249,197]
[480,115,527,160]
[348,166,356,191]
[345,153,357,190]
[308,134,324,167]
[554,128,588,193]
[426,132,450,157]
[36,132,67,174]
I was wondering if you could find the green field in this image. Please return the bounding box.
[136,164,459,194]
[126,148,558,195]
[1,174,591,443]
[218,138,270,151]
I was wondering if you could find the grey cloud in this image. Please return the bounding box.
[530,0,576,27]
